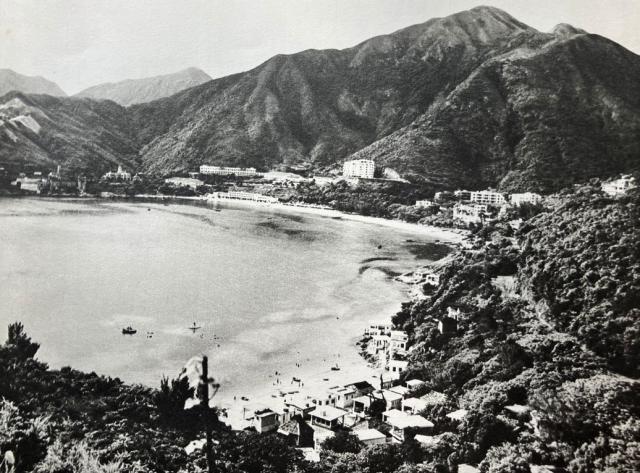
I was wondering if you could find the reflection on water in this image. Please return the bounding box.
[0,198,449,401]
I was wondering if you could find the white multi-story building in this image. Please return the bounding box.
[453,204,488,225]
[103,165,131,181]
[510,192,542,206]
[343,159,375,179]
[602,175,636,196]
[199,165,257,177]
[470,190,506,206]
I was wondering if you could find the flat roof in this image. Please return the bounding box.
[446,409,468,420]
[355,429,386,441]
[388,413,434,429]
[405,379,425,388]
[403,398,428,410]
[310,406,348,422]
[381,390,403,402]
[389,386,410,396]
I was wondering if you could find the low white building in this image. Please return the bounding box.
[385,411,434,442]
[164,177,204,189]
[389,331,408,355]
[510,192,542,206]
[415,199,436,208]
[470,190,506,206]
[355,428,388,446]
[343,159,375,179]
[367,335,390,355]
[402,397,428,415]
[199,165,257,177]
[253,408,280,433]
[602,175,636,196]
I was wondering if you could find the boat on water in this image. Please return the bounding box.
[122,326,137,335]
[331,364,341,371]
[188,322,202,333]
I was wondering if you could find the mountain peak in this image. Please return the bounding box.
[551,23,588,38]
[75,67,212,106]
[0,69,67,97]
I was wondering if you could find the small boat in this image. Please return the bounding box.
[122,326,137,335]
[331,364,340,371]
[188,322,202,333]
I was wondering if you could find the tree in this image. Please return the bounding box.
[321,431,364,454]
[6,323,39,359]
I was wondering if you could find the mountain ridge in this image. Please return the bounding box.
[0,69,67,97]
[74,67,212,106]
[2,6,640,191]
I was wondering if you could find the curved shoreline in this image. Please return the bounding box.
[124,193,468,244]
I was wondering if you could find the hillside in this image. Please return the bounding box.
[0,93,139,175]
[0,69,66,97]
[75,67,212,106]
[2,6,640,189]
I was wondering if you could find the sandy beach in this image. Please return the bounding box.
[130,193,467,244]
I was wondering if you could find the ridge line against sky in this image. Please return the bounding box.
[1,0,639,95]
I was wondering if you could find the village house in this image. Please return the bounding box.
[252,408,280,433]
[164,177,204,189]
[405,379,425,391]
[355,428,388,446]
[309,406,348,431]
[388,385,410,399]
[327,385,358,409]
[402,397,429,415]
[385,410,434,442]
[284,394,316,419]
[344,381,376,399]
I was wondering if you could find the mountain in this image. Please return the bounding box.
[0,92,138,175]
[2,6,640,190]
[0,69,66,97]
[74,67,212,106]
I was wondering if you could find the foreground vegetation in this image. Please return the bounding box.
[1,182,638,472]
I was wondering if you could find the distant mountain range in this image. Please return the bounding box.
[1,6,639,191]
[74,67,212,106]
[0,69,66,97]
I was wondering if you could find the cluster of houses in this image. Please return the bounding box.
[415,189,544,226]
[235,310,467,457]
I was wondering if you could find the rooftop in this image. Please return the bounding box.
[405,379,425,388]
[355,428,387,441]
[310,406,348,422]
[446,409,468,421]
[387,413,434,429]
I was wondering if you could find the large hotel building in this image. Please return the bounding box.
[199,165,257,177]
[342,159,375,179]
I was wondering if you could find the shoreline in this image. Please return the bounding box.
[4,192,467,244]
[3,194,460,431]
[132,193,468,244]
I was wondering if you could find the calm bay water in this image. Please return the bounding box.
[0,198,449,401]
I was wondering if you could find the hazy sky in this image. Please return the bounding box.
[1,0,639,94]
